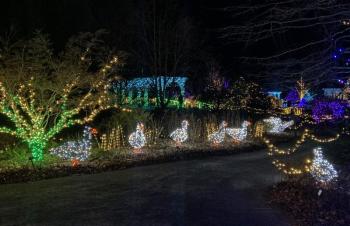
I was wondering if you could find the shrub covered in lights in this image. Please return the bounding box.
[222,77,270,111]
[312,99,345,122]
[309,147,338,185]
[0,32,120,161]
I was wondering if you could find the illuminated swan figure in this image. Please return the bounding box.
[208,121,228,144]
[128,122,146,151]
[50,126,93,166]
[226,121,251,142]
[170,120,189,145]
[310,147,338,184]
[263,117,294,134]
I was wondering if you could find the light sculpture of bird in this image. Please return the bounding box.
[208,121,228,144]
[226,121,251,142]
[50,126,93,166]
[263,117,294,134]
[170,120,189,146]
[128,122,146,152]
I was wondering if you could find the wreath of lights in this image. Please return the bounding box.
[50,126,92,162]
[226,121,250,141]
[170,120,189,144]
[263,117,294,134]
[208,121,227,144]
[128,122,146,149]
[307,147,338,184]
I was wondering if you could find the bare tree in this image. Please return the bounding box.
[223,0,350,88]
[135,0,193,108]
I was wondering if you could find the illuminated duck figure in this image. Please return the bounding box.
[263,117,294,134]
[226,121,251,142]
[128,122,146,152]
[50,126,93,166]
[208,121,228,144]
[170,120,189,146]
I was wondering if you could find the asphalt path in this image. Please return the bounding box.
[0,150,292,226]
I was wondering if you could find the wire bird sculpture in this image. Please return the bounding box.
[226,121,251,142]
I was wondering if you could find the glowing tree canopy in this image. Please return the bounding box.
[0,32,119,161]
[226,121,251,142]
[310,147,338,184]
[208,121,228,144]
[50,126,93,162]
[263,117,294,134]
[312,99,345,122]
[129,122,146,149]
[170,120,189,144]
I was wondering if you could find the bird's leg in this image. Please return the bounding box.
[71,159,80,167]
[175,141,181,147]
[133,148,142,154]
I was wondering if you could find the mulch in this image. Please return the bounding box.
[269,175,350,226]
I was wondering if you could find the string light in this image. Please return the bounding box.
[128,122,146,150]
[263,129,309,155]
[0,69,116,161]
[100,125,125,151]
[170,120,189,145]
[263,117,294,134]
[50,126,92,165]
[309,134,340,143]
[226,121,250,142]
[306,147,338,184]
[272,159,306,175]
[253,121,265,138]
[208,121,228,144]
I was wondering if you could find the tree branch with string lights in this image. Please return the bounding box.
[223,0,350,86]
[0,31,121,161]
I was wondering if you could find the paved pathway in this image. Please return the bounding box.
[0,151,292,226]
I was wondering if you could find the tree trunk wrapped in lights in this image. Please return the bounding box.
[0,31,120,161]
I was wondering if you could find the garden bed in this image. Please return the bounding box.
[268,169,350,226]
[0,140,265,185]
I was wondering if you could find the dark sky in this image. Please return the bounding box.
[0,0,259,81]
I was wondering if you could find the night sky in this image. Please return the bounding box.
[0,0,280,85]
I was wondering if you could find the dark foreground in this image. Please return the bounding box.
[0,151,291,226]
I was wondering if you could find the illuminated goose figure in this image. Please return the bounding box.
[226,121,251,142]
[50,126,93,166]
[263,117,294,134]
[128,122,146,151]
[170,120,189,145]
[208,121,228,144]
[310,147,338,184]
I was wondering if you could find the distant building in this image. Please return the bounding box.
[322,88,343,99]
[267,91,282,99]
[113,76,188,108]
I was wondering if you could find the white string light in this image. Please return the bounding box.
[208,121,227,144]
[307,147,338,184]
[263,117,294,134]
[128,122,146,150]
[170,120,189,145]
[50,126,92,163]
[226,121,251,142]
